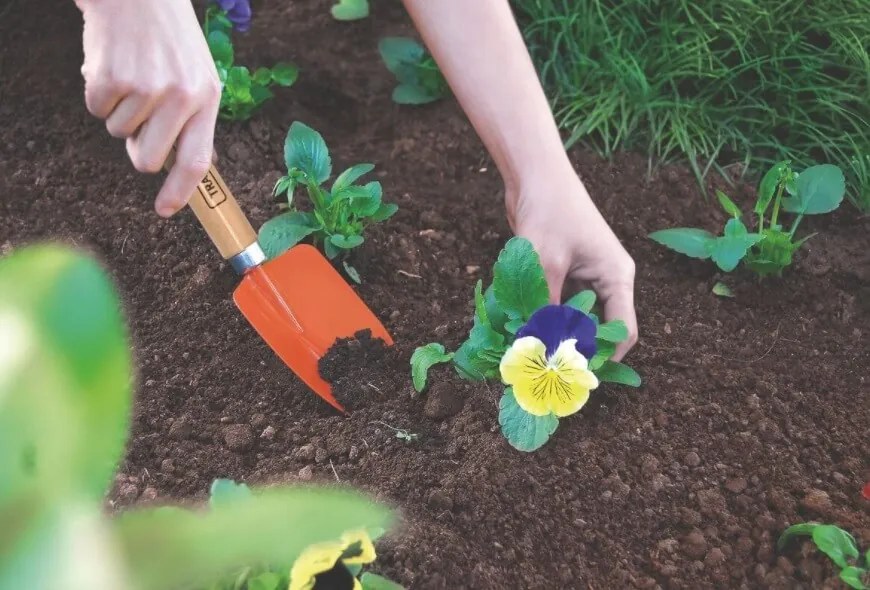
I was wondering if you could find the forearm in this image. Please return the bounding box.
[400,0,571,192]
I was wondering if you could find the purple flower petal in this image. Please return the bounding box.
[213,0,236,11]
[516,304,596,359]
[212,0,252,31]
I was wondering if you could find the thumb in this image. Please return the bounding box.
[601,285,638,362]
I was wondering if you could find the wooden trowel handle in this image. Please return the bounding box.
[187,165,258,260]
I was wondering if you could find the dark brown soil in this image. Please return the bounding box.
[2,1,869,588]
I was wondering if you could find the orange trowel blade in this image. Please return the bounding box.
[233,244,392,412]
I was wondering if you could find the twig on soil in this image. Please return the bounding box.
[397,269,422,279]
[366,382,383,395]
[329,460,340,482]
[121,234,129,255]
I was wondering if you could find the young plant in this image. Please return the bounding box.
[331,0,369,21]
[778,523,869,589]
[259,122,398,282]
[378,37,448,105]
[650,162,846,277]
[204,2,298,121]
[205,479,403,590]
[0,245,391,590]
[410,237,641,452]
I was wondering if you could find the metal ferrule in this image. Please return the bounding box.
[228,242,266,275]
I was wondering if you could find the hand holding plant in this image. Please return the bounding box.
[411,238,641,452]
[259,122,398,283]
[650,162,846,277]
[204,2,298,121]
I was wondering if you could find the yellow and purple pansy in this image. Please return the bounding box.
[289,529,376,590]
[499,305,600,417]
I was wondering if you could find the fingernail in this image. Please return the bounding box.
[156,204,177,218]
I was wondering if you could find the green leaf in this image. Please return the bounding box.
[225,66,253,104]
[473,280,490,327]
[755,161,790,216]
[483,284,509,334]
[324,239,340,260]
[811,524,860,569]
[649,228,715,259]
[504,318,524,334]
[712,282,734,297]
[392,84,440,105]
[595,361,641,387]
[596,320,628,343]
[498,388,559,452]
[332,164,375,193]
[716,190,742,218]
[589,339,616,371]
[209,479,253,509]
[410,343,453,392]
[250,84,273,108]
[566,290,596,313]
[258,212,319,259]
[330,0,369,21]
[343,261,361,284]
[360,572,405,590]
[114,487,392,590]
[284,122,332,184]
[248,572,282,590]
[329,234,364,250]
[0,247,131,514]
[348,182,382,217]
[379,37,425,76]
[707,218,763,272]
[839,567,867,590]
[778,523,820,550]
[369,203,398,222]
[270,62,299,87]
[452,323,506,382]
[492,237,550,322]
[207,30,234,66]
[783,164,846,215]
[252,67,272,86]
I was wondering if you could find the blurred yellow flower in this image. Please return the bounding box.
[289,529,376,590]
[499,336,599,417]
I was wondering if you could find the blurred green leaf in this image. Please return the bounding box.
[331,0,370,21]
[812,524,860,569]
[716,190,742,218]
[712,282,734,297]
[270,63,299,87]
[360,572,405,590]
[649,228,715,259]
[410,344,453,393]
[114,487,391,590]
[565,290,596,313]
[595,361,641,387]
[755,161,790,216]
[783,164,846,214]
[498,388,558,452]
[209,479,253,509]
[707,218,763,272]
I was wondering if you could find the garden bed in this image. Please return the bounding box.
[2,1,869,588]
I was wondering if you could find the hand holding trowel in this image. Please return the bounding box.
[180,161,392,412]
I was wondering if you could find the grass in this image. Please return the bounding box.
[512,0,870,208]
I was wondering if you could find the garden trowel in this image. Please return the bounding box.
[181,162,392,413]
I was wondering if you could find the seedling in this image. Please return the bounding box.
[410,238,640,452]
[378,38,448,105]
[779,523,869,589]
[259,122,398,283]
[331,0,369,21]
[203,4,298,121]
[370,421,419,443]
[650,162,846,277]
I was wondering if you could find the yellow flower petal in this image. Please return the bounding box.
[339,529,377,566]
[289,541,345,590]
[546,339,599,417]
[499,336,551,416]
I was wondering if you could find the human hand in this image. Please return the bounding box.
[77,0,221,217]
[506,166,638,361]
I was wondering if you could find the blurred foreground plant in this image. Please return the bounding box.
[0,245,391,590]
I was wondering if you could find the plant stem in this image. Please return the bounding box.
[788,214,804,238]
[769,180,785,229]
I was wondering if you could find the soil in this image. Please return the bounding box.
[2,1,869,588]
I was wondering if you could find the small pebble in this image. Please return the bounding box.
[298,465,314,480]
[223,424,254,453]
[684,451,701,467]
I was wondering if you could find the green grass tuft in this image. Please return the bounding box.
[512,0,870,207]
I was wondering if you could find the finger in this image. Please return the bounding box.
[126,98,192,175]
[105,92,158,138]
[543,260,567,304]
[601,287,638,362]
[154,106,216,217]
[84,79,125,119]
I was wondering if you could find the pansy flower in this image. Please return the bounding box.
[499,305,599,417]
[212,0,252,32]
[289,530,376,590]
